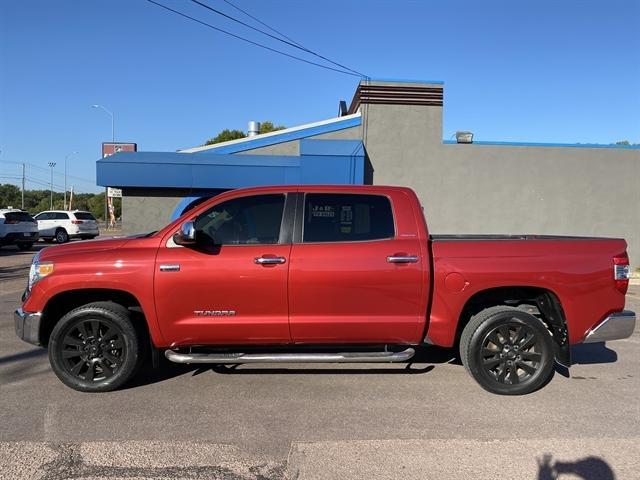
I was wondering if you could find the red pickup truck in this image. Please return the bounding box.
[15,185,635,395]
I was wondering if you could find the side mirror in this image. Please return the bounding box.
[173,221,196,246]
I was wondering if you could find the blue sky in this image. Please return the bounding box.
[1,0,638,193]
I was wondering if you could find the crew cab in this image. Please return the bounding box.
[14,185,635,395]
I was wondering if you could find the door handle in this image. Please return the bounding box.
[387,255,419,264]
[254,256,286,265]
[159,264,181,272]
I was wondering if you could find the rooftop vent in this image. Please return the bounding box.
[338,100,348,117]
[248,121,261,137]
[455,131,474,144]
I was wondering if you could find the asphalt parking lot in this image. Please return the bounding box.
[0,243,639,479]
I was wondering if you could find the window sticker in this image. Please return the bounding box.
[340,205,353,223]
[312,205,335,218]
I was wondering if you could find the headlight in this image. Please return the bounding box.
[28,256,54,291]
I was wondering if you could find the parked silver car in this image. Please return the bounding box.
[34,210,99,243]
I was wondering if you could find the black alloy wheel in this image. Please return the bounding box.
[480,322,542,386]
[48,302,142,392]
[59,318,125,383]
[460,306,555,395]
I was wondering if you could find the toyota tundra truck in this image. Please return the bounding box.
[14,185,636,395]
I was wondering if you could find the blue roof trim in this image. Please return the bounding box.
[442,139,640,149]
[196,115,362,154]
[368,77,444,85]
[97,151,299,167]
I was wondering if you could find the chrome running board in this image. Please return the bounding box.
[164,348,415,364]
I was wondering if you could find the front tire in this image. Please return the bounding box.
[460,306,555,395]
[48,302,142,392]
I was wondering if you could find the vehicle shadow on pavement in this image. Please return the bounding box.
[0,243,48,256]
[0,348,47,366]
[537,453,615,480]
[122,346,459,386]
[570,342,618,365]
[207,364,436,375]
[124,362,200,389]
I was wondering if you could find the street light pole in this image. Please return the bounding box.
[64,151,78,210]
[48,162,56,209]
[91,104,114,142]
[91,104,115,227]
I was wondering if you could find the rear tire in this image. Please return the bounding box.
[17,242,33,250]
[460,306,555,395]
[48,302,143,392]
[55,228,69,243]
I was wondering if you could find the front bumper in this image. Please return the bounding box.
[14,308,42,346]
[583,310,636,343]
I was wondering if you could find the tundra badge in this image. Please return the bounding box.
[194,310,236,316]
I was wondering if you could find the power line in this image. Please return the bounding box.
[219,0,304,47]
[190,0,366,77]
[146,0,363,77]
[1,160,96,185]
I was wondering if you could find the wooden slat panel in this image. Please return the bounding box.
[348,83,444,113]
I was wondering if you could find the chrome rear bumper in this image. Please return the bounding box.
[583,310,636,343]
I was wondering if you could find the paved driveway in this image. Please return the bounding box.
[1,244,638,479]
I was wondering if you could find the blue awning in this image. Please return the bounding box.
[97,139,365,189]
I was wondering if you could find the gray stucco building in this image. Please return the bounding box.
[97,79,640,266]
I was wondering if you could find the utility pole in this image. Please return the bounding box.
[21,163,25,209]
[48,162,56,209]
[64,151,78,210]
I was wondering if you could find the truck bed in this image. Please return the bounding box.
[430,234,622,241]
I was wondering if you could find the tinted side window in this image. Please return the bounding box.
[303,194,394,243]
[195,194,285,245]
[54,213,69,220]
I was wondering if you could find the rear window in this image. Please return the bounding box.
[303,193,395,243]
[4,212,35,223]
[74,212,96,220]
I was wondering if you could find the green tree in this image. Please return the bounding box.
[613,140,639,146]
[0,184,21,208]
[259,121,285,134]
[204,129,247,146]
[203,121,286,146]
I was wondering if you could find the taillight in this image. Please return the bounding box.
[71,220,84,224]
[613,253,630,294]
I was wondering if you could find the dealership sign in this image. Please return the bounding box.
[102,142,137,158]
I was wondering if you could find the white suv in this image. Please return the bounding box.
[0,209,39,250]
[34,210,99,243]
